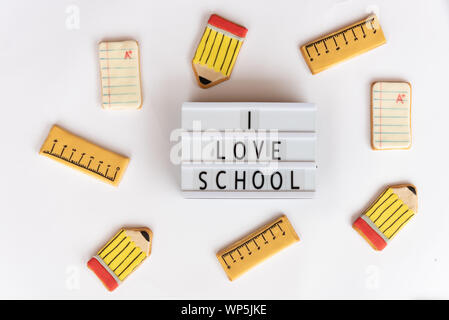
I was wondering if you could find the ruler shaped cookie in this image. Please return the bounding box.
[217,215,299,281]
[300,14,386,74]
[39,125,129,186]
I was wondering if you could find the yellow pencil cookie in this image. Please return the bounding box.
[353,184,417,251]
[192,14,248,88]
[88,227,152,291]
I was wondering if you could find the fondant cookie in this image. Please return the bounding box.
[217,215,299,281]
[192,14,247,88]
[39,125,129,186]
[99,40,142,109]
[300,14,386,74]
[371,81,412,150]
[87,227,152,291]
[353,184,417,251]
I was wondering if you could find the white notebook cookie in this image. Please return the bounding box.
[371,82,411,150]
[99,40,142,110]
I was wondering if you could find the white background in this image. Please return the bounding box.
[1,0,448,299]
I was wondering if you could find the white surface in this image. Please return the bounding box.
[1,0,449,299]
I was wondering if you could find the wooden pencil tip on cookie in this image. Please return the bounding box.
[353,184,417,251]
[192,14,247,88]
[87,227,153,291]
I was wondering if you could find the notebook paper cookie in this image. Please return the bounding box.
[192,14,247,88]
[353,184,417,251]
[300,14,386,74]
[371,82,412,150]
[87,227,152,291]
[217,215,299,281]
[99,40,142,109]
[39,125,129,186]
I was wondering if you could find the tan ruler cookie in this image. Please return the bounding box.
[39,125,129,186]
[217,215,299,281]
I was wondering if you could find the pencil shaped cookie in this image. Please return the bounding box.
[300,14,386,74]
[371,82,412,150]
[39,125,129,186]
[87,227,152,291]
[353,184,417,251]
[217,215,299,281]
[192,14,248,88]
[99,40,142,109]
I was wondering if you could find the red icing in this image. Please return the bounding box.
[87,257,118,291]
[353,217,387,251]
[208,14,248,38]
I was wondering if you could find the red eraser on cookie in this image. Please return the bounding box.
[208,14,248,38]
[87,257,119,291]
[353,217,387,251]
